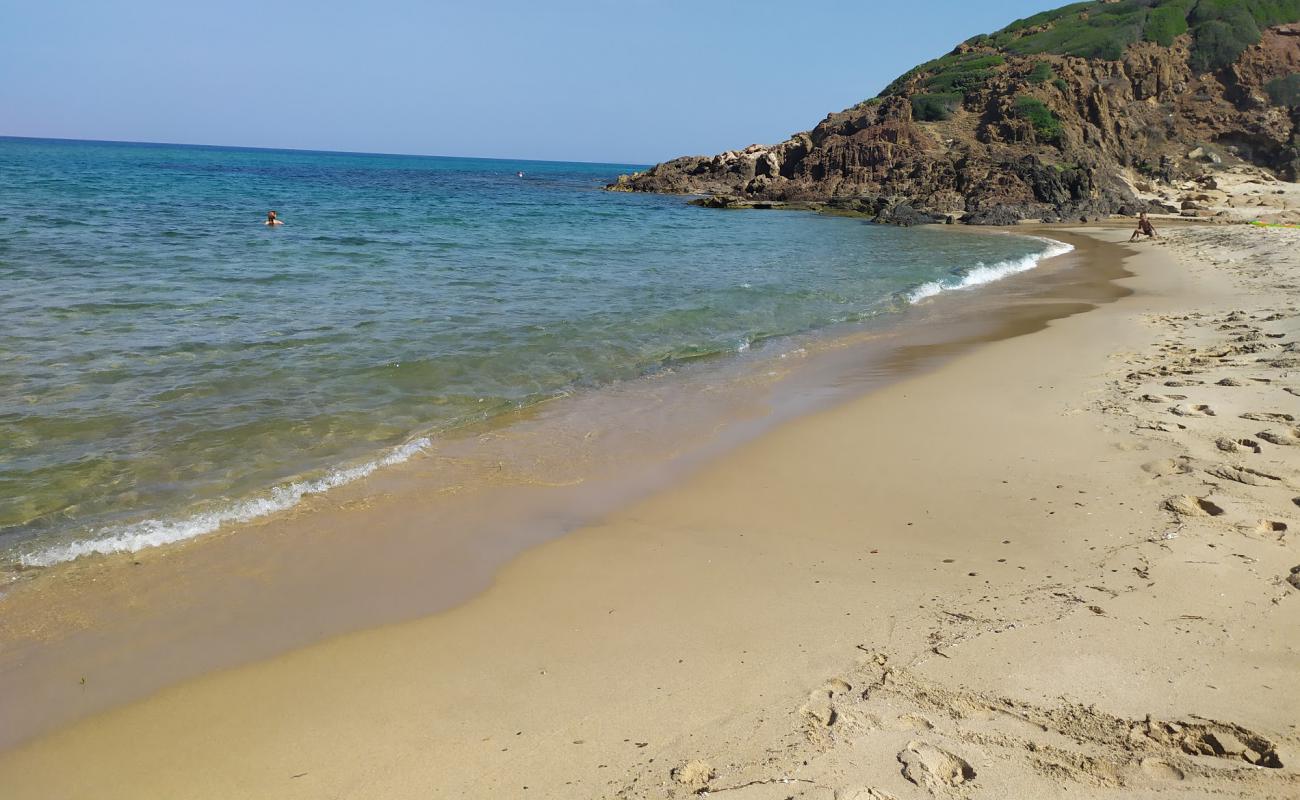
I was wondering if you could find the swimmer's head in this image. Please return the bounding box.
[267,210,277,219]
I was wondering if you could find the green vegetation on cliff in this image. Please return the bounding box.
[977,0,1300,64]
[973,0,1151,60]
[910,93,962,121]
[1027,61,1057,83]
[1144,0,1195,45]
[883,52,1005,96]
[882,0,1300,102]
[1013,96,1064,142]
[1266,73,1300,104]
[922,53,1006,92]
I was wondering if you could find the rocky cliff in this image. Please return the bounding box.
[609,0,1300,224]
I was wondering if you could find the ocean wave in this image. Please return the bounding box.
[905,238,1074,304]
[19,437,431,568]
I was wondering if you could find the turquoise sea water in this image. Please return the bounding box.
[0,137,1068,568]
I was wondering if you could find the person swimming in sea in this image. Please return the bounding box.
[1129,210,1156,242]
[265,210,284,226]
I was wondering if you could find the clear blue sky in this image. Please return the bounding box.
[3,1,1066,164]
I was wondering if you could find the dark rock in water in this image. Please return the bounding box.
[609,4,1300,223]
[876,202,948,227]
[690,194,741,209]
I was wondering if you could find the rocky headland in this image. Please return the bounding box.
[610,0,1300,225]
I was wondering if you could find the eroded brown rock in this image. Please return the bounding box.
[611,30,1300,224]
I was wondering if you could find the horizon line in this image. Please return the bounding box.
[0,134,653,168]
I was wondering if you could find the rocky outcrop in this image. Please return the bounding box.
[610,17,1300,224]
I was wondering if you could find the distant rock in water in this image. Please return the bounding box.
[610,0,1300,224]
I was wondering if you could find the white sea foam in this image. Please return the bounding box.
[20,437,431,568]
[905,238,1074,305]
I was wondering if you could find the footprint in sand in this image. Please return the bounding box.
[1137,420,1185,433]
[1288,566,1300,590]
[897,741,976,790]
[1140,393,1188,403]
[1216,437,1262,454]
[1241,411,1297,423]
[1141,458,1193,477]
[1164,495,1226,517]
[1257,427,1300,446]
[800,688,837,727]
[893,713,935,732]
[1170,404,1215,417]
[1244,520,1289,537]
[1205,464,1284,486]
[1139,758,1185,781]
[670,760,714,791]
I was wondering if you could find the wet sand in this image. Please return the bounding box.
[1,225,1297,798]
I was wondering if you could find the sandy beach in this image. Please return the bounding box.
[1,223,1297,799]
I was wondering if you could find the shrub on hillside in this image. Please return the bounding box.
[1013,96,1063,143]
[911,93,962,121]
[992,0,1151,60]
[1266,73,1300,105]
[1220,0,1300,28]
[1189,16,1260,71]
[1180,0,1300,72]
[1028,61,1056,84]
[881,52,1007,97]
[923,56,1005,93]
[1144,0,1193,45]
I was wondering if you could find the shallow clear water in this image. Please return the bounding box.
[0,137,1066,566]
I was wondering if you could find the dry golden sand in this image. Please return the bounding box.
[1,225,1298,798]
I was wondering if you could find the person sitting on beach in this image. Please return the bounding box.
[1129,211,1156,242]
[265,210,284,226]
